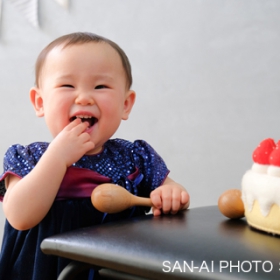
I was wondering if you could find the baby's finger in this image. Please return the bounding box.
[181,191,190,209]
[64,118,82,131]
[74,121,91,135]
[170,189,181,214]
[152,207,162,216]
[181,191,190,204]
[65,119,90,135]
[161,189,172,214]
[150,189,162,209]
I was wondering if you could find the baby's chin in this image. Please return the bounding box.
[85,145,103,156]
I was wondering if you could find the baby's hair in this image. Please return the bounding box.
[35,32,132,89]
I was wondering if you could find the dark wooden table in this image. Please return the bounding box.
[41,206,280,280]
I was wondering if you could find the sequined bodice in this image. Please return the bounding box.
[1,138,169,198]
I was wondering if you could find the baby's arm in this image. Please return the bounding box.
[150,177,190,216]
[3,119,95,230]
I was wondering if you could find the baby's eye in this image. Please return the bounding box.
[95,85,107,89]
[61,84,74,88]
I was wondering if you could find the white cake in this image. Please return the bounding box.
[242,138,280,235]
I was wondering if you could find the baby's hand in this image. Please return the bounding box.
[47,118,95,167]
[150,177,190,216]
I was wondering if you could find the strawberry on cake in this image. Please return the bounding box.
[242,138,280,235]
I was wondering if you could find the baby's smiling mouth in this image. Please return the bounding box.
[70,115,98,128]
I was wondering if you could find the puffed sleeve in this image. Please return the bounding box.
[131,140,170,191]
[0,143,48,200]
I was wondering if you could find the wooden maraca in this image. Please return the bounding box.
[91,183,153,213]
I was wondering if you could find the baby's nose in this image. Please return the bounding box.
[75,92,94,105]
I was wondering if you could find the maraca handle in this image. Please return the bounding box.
[130,195,153,208]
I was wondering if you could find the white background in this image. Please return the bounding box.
[0,0,280,241]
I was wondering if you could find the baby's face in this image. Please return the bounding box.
[36,42,134,154]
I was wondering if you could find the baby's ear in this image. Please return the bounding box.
[122,90,136,120]
[29,87,44,117]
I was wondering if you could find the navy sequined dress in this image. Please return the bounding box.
[0,139,169,280]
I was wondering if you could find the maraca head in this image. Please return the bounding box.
[91,183,132,213]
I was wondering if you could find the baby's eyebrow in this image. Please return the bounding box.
[92,74,114,82]
[54,74,74,81]
[55,74,115,82]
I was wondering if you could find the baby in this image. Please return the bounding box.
[0,32,189,280]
